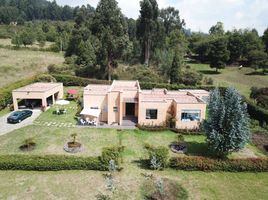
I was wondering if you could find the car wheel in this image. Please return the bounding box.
[18,120,21,123]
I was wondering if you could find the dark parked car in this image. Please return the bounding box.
[7,110,33,124]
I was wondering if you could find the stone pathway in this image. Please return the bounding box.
[33,121,76,128]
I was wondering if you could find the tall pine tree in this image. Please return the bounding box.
[170,47,182,84]
[137,0,159,66]
[92,0,129,81]
[204,87,250,157]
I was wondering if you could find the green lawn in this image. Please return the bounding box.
[190,63,268,97]
[0,114,266,199]
[0,170,267,200]
[0,125,263,159]
[35,100,79,125]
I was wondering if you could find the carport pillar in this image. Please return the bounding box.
[52,94,55,105]
[13,97,18,111]
[42,97,47,111]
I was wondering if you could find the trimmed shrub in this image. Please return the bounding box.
[0,76,37,110]
[169,156,268,172]
[136,124,169,132]
[137,124,203,135]
[0,155,105,171]
[36,74,56,83]
[100,146,125,167]
[144,144,169,169]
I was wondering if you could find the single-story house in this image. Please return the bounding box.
[82,80,209,129]
[12,82,64,111]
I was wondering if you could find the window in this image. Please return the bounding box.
[113,107,118,112]
[181,110,201,122]
[146,109,158,119]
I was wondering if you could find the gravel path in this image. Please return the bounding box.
[0,110,41,136]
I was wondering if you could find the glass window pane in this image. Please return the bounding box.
[146,109,158,119]
[181,110,201,122]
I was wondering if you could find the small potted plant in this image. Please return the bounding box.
[63,133,84,153]
[170,134,187,154]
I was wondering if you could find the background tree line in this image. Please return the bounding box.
[189,22,268,73]
[1,0,267,84]
[0,0,94,24]
[65,0,201,85]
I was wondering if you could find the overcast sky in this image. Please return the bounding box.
[53,0,268,34]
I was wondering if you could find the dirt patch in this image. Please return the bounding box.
[252,133,268,155]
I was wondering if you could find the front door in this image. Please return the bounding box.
[125,103,135,116]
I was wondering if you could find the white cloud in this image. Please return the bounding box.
[53,0,268,34]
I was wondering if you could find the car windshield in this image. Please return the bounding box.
[12,112,21,116]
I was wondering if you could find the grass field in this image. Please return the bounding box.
[0,125,267,200]
[0,48,64,88]
[190,63,268,97]
[0,105,263,159]
[0,170,267,200]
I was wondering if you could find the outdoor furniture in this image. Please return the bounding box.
[80,118,86,125]
[56,108,60,115]
[60,108,67,114]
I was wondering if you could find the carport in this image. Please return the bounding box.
[12,82,64,111]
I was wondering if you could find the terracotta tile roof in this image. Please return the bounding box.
[13,82,62,93]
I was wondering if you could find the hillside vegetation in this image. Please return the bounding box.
[190,63,268,97]
[0,48,63,87]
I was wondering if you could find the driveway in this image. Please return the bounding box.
[0,110,41,136]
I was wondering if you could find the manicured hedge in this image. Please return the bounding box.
[51,74,220,91]
[245,98,268,126]
[137,124,203,135]
[0,155,105,171]
[136,124,169,132]
[0,146,124,171]
[139,82,217,91]
[51,74,110,86]
[169,156,268,172]
[0,76,37,110]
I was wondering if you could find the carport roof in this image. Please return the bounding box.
[13,82,62,93]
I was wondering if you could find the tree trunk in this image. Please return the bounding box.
[108,58,112,81]
[144,38,150,66]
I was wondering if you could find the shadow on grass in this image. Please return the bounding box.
[245,71,267,76]
[186,141,217,158]
[132,159,151,170]
[198,70,221,75]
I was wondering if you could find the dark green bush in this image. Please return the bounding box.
[36,74,56,82]
[144,144,169,169]
[245,98,268,126]
[136,124,169,132]
[0,155,105,171]
[100,146,125,166]
[0,146,125,171]
[169,156,268,172]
